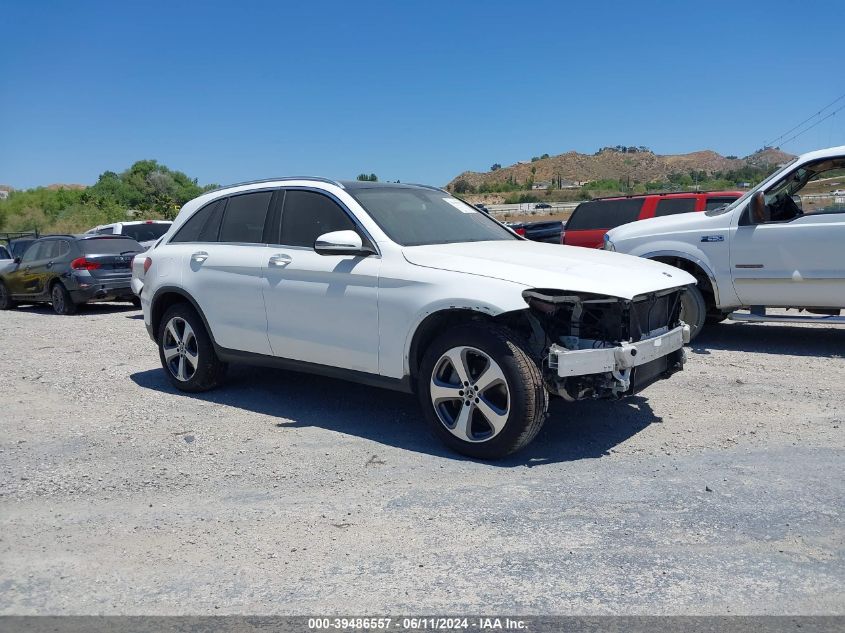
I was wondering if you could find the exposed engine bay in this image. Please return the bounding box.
[521,287,688,400]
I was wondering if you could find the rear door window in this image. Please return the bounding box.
[279,190,357,247]
[654,197,697,217]
[566,198,645,230]
[219,192,273,243]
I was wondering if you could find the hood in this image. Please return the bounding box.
[402,240,694,300]
[608,210,727,241]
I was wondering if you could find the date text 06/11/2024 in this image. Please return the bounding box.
[307,617,528,630]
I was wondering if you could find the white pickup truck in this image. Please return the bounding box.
[603,145,845,340]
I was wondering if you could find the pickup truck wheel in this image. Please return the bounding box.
[158,303,227,392]
[51,282,77,315]
[0,281,16,310]
[679,286,706,341]
[418,324,548,459]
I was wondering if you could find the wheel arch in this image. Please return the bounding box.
[150,286,215,345]
[405,306,528,385]
[644,250,720,308]
[406,308,498,385]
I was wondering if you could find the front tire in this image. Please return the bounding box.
[0,280,16,310]
[158,303,227,392]
[679,285,706,341]
[51,282,77,315]
[417,324,548,459]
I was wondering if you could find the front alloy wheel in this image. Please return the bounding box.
[430,346,510,443]
[417,324,548,459]
[162,316,199,382]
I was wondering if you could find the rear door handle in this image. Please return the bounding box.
[191,251,209,263]
[268,253,292,267]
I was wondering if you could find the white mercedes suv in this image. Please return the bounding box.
[132,178,693,458]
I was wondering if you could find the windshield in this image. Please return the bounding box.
[350,187,517,246]
[121,223,171,242]
[705,157,800,217]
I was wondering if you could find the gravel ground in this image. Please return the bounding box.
[0,303,843,615]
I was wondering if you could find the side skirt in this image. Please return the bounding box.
[213,345,414,394]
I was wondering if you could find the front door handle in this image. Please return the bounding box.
[191,251,209,264]
[268,253,292,267]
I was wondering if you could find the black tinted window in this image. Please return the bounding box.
[654,197,697,217]
[80,237,142,254]
[0,246,9,259]
[566,199,644,231]
[171,199,226,243]
[705,196,739,211]
[280,190,356,247]
[219,192,272,243]
[121,223,172,242]
[10,240,35,259]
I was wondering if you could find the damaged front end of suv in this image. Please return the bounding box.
[520,287,691,401]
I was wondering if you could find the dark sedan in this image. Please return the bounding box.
[508,219,564,244]
[0,234,143,314]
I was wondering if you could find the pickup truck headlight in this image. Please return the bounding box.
[602,234,616,251]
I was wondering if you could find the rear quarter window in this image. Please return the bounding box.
[566,198,644,230]
[705,196,740,210]
[654,197,697,217]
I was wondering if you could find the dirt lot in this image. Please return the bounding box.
[0,304,843,615]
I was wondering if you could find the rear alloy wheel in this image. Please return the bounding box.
[679,285,706,341]
[418,324,548,459]
[158,303,226,392]
[51,283,77,315]
[0,281,16,310]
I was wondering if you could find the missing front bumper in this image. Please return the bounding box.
[546,323,690,398]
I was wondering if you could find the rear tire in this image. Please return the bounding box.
[51,282,77,315]
[679,285,706,341]
[158,303,227,392]
[130,296,142,308]
[0,280,16,310]
[417,323,548,460]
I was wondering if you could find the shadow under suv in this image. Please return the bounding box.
[0,234,143,314]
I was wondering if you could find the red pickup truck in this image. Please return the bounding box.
[562,191,743,248]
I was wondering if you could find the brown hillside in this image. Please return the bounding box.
[46,183,87,190]
[447,148,795,189]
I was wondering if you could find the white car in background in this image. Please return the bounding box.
[86,220,172,250]
[604,145,845,339]
[132,178,692,459]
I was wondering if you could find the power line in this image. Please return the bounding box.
[777,101,845,148]
[764,92,845,148]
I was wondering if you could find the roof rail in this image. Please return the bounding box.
[406,182,448,192]
[208,176,345,194]
[586,189,742,201]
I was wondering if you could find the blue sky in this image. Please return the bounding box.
[1,0,843,189]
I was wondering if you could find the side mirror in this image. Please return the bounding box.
[749,191,768,224]
[13,257,21,264]
[314,230,373,256]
